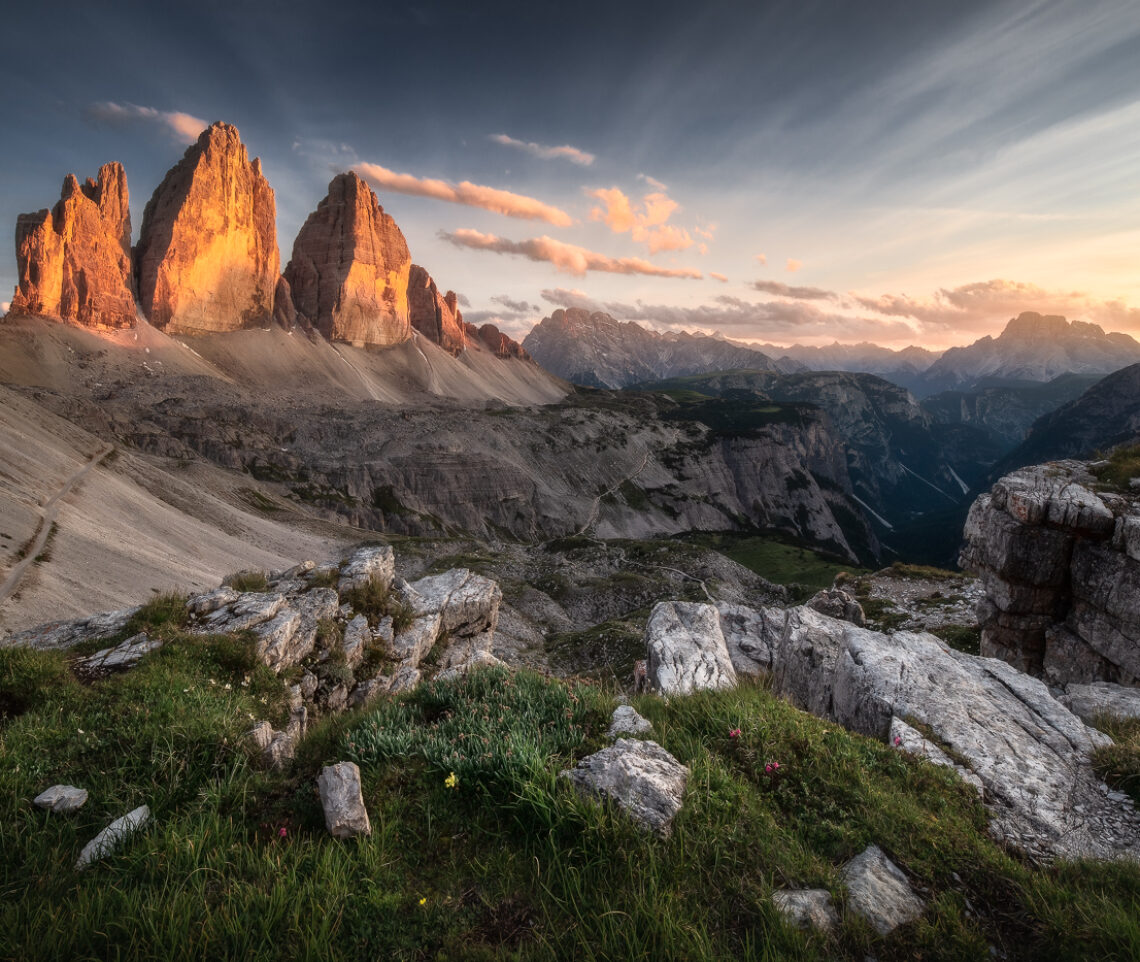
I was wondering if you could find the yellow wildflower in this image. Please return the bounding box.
[444,772,458,790]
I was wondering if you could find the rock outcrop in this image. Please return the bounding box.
[644,599,1140,860]
[135,122,279,332]
[407,264,466,354]
[284,173,411,347]
[960,461,1140,684]
[10,163,135,329]
[475,323,530,360]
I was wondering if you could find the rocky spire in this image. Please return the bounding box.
[134,122,279,332]
[407,264,467,355]
[10,163,135,329]
[284,172,412,347]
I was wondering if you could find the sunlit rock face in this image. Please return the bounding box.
[407,264,466,354]
[135,122,279,333]
[284,172,411,347]
[10,163,135,329]
[475,322,530,360]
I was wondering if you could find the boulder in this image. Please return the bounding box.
[646,601,737,694]
[337,545,395,594]
[199,592,285,634]
[806,586,865,627]
[10,163,135,329]
[135,122,279,332]
[318,762,371,838]
[75,805,150,869]
[258,588,340,671]
[407,265,467,354]
[80,633,162,671]
[1065,682,1140,725]
[284,172,411,347]
[33,784,88,813]
[560,738,688,836]
[391,569,503,669]
[771,889,838,933]
[841,844,924,936]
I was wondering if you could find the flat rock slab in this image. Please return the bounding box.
[842,844,924,936]
[889,717,984,796]
[1065,682,1140,724]
[81,633,162,671]
[608,704,653,737]
[561,738,688,836]
[2,607,139,651]
[772,889,838,933]
[338,545,395,594]
[318,762,371,838]
[33,784,88,813]
[75,805,150,869]
[646,601,737,695]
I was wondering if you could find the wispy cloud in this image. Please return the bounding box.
[709,272,729,283]
[541,288,602,311]
[753,280,834,300]
[490,294,540,314]
[489,133,595,166]
[354,163,573,226]
[441,229,702,279]
[637,173,668,191]
[86,101,207,143]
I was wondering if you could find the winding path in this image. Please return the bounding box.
[0,445,113,608]
[573,451,651,537]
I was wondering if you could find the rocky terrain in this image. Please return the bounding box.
[961,458,1140,686]
[753,340,941,395]
[522,308,801,388]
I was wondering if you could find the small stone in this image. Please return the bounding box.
[561,738,688,836]
[772,889,839,933]
[842,844,924,935]
[318,762,371,838]
[33,784,88,813]
[75,805,150,869]
[607,704,653,738]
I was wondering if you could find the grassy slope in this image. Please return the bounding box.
[3,639,1140,961]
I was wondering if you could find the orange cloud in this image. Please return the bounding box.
[786,258,803,272]
[354,163,573,226]
[87,101,207,143]
[709,272,729,283]
[754,253,767,265]
[441,229,702,279]
[587,187,695,253]
[489,133,595,166]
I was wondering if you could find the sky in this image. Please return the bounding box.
[1,0,1138,349]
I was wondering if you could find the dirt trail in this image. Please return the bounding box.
[0,445,113,607]
[574,452,650,537]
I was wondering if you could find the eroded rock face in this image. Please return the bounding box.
[960,461,1140,684]
[135,122,279,333]
[10,163,135,329]
[407,264,467,354]
[646,601,737,694]
[284,173,411,347]
[645,599,1140,860]
[476,323,530,360]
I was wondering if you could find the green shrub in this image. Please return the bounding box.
[226,570,269,593]
[125,592,189,636]
[342,575,414,632]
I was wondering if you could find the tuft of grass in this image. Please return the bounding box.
[226,570,270,593]
[930,624,982,655]
[1091,715,1140,806]
[886,561,966,581]
[125,592,189,638]
[341,575,414,633]
[1091,445,1140,492]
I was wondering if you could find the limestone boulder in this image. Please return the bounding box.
[135,122,279,332]
[646,601,737,694]
[284,172,411,347]
[841,845,924,935]
[318,762,371,838]
[337,545,395,594]
[33,784,88,813]
[806,586,865,626]
[561,738,688,836]
[608,704,653,737]
[771,889,838,933]
[76,805,150,869]
[10,163,135,329]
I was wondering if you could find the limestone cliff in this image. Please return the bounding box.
[284,173,411,347]
[960,460,1140,684]
[476,323,530,360]
[407,264,466,354]
[134,123,279,333]
[10,163,135,329]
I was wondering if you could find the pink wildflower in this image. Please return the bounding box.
[894,735,902,746]
[278,826,287,838]
[729,728,742,739]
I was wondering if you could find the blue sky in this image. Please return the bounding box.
[2,0,1138,347]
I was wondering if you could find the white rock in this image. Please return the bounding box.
[338,546,395,594]
[561,738,688,836]
[888,717,984,796]
[608,704,652,737]
[318,762,371,838]
[75,805,150,869]
[186,586,240,619]
[772,889,838,932]
[33,784,88,813]
[646,601,737,695]
[199,592,285,634]
[342,614,370,670]
[81,633,162,671]
[841,844,924,935]
[1065,682,1140,724]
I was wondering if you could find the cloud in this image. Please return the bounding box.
[441,229,702,279]
[86,101,207,143]
[852,278,1140,335]
[752,280,835,301]
[456,292,471,307]
[694,224,716,241]
[709,272,729,283]
[489,133,595,166]
[587,186,696,254]
[540,288,603,311]
[490,294,540,314]
[354,163,573,226]
[754,253,767,265]
[638,173,668,191]
[786,258,803,273]
[1,301,9,313]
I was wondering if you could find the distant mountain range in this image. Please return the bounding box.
[525,310,1140,400]
[521,309,803,388]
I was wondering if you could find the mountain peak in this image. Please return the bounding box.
[1000,312,1105,340]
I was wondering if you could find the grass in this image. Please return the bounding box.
[340,574,415,633]
[930,624,982,656]
[227,570,270,593]
[687,532,865,599]
[1091,445,1140,492]
[3,646,1140,961]
[1091,715,1140,807]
